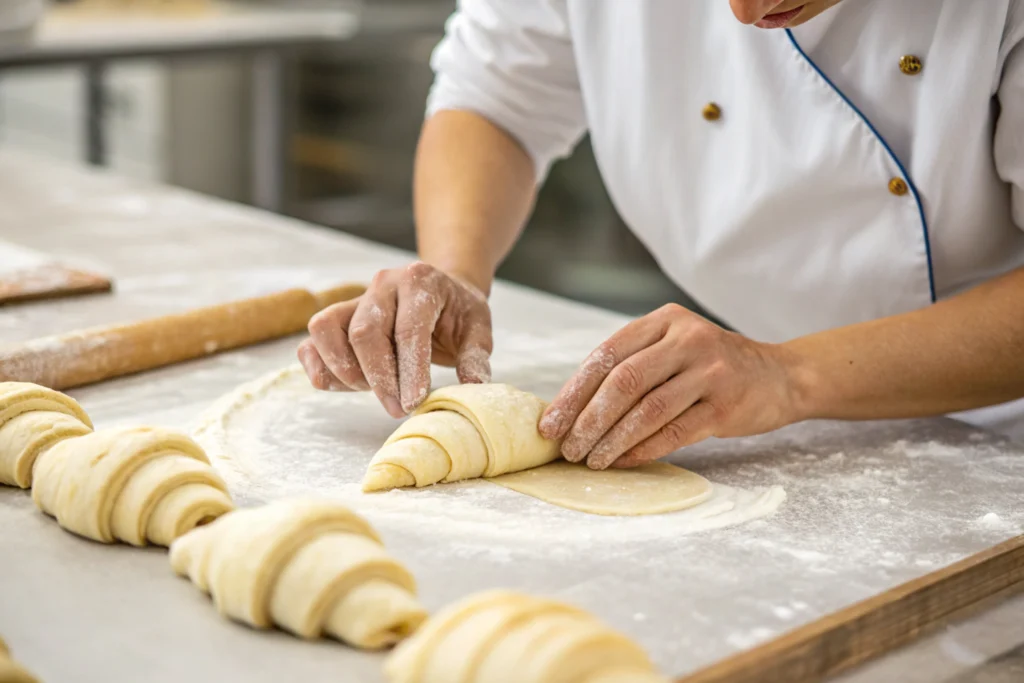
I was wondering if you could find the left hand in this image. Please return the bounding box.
[537,304,807,469]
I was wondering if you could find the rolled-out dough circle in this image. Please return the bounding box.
[489,461,713,516]
[193,363,787,546]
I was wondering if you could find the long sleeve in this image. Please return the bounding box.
[426,0,588,183]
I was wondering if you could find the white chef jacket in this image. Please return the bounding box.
[425,0,1024,439]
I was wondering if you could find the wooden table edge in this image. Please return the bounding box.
[677,534,1024,683]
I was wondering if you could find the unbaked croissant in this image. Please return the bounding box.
[0,382,93,488]
[32,426,233,546]
[169,498,427,650]
[385,590,668,683]
[363,384,561,492]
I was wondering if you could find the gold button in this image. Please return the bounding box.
[702,102,721,121]
[889,177,909,196]
[899,54,923,75]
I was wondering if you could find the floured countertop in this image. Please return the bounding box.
[1,151,1023,683]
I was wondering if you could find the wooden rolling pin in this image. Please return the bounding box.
[0,283,365,390]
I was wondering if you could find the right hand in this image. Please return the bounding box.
[297,261,494,418]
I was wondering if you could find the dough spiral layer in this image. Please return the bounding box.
[169,498,427,650]
[32,426,234,546]
[0,381,93,488]
[385,590,667,683]
[364,383,561,492]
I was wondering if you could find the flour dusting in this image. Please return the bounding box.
[193,363,787,549]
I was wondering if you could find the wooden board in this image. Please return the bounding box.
[0,264,112,305]
[0,240,112,305]
[681,535,1024,683]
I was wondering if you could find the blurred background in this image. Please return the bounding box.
[0,0,705,316]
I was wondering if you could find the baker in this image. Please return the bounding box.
[298,0,1024,470]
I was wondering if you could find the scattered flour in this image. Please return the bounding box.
[771,606,795,620]
[976,512,1009,529]
[193,364,788,549]
[726,627,777,650]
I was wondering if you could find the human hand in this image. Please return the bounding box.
[538,304,806,469]
[297,261,493,418]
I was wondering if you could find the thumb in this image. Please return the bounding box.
[455,322,493,385]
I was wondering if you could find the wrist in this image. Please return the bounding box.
[420,256,494,297]
[776,339,825,424]
[449,270,493,298]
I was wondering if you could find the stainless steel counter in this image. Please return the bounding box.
[1,151,1022,683]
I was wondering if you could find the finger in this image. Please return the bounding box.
[297,338,350,391]
[307,300,368,391]
[394,276,445,413]
[348,279,403,418]
[560,339,681,464]
[584,371,703,470]
[539,315,670,441]
[611,400,719,468]
[455,317,493,385]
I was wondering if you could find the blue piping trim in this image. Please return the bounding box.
[784,28,936,303]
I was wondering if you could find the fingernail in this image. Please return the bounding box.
[587,442,613,465]
[401,386,428,414]
[383,397,405,419]
[539,409,566,439]
[457,346,491,384]
[560,439,584,463]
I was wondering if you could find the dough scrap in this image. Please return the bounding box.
[489,461,713,516]
[0,636,40,683]
[385,590,668,683]
[32,426,234,546]
[169,498,427,650]
[364,383,560,492]
[0,381,93,488]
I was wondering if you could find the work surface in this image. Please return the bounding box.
[1,151,1023,682]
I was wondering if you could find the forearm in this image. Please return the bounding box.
[785,266,1024,421]
[413,110,537,295]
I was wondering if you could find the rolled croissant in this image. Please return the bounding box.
[385,590,668,683]
[0,381,93,488]
[32,426,234,546]
[169,498,427,650]
[363,384,561,492]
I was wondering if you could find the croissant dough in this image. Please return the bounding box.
[385,590,668,683]
[490,461,713,516]
[169,498,427,650]
[0,636,40,683]
[0,382,93,488]
[32,426,234,546]
[364,384,560,492]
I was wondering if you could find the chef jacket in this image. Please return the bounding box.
[426,0,1024,439]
